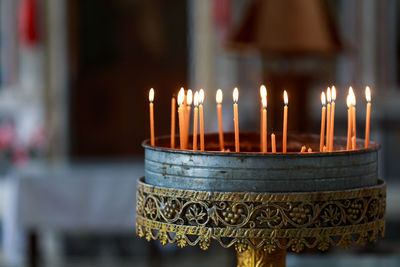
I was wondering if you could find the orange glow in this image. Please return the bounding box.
[233,87,239,103]
[283,90,288,105]
[262,95,267,109]
[199,89,204,104]
[187,89,193,105]
[216,89,223,104]
[349,87,356,105]
[365,86,371,102]
[331,86,336,101]
[149,88,154,102]
[327,87,331,103]
[260,85,267,98]
[178,88,185,106]
[346,94,351,108]
[194,91,199,107]
[321,92,326,106]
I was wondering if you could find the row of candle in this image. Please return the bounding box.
[148,85,372,153]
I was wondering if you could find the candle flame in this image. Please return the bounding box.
[346,94,351,108]
[233,87,239,103]
[178,88,185,106]
[187,89,193,105]
[283,90,288,105]
[331,86,336,101]
[194,91,199,107]
[349,86,356,105]
[216,89,223,104]
[262,95,267,108]
[327,87,331,103]
[199,89,204,104]
[260,85,267,98]
[365,86,371,102]
[149,88,154,102]
[321,92,326,106]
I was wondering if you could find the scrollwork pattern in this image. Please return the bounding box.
[136,178,386,252]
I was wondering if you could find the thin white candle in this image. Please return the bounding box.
[233,88,240,152]
[149,88,155,146]
[216,89,224,151]
[365,86,371,148]
[282,90,288,153]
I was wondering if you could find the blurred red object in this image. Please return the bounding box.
[213,0,231,37]
[0,123,16,149]
[13,145,29,166]
[18,0,38,47]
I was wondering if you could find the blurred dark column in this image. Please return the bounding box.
[68,0,188,157]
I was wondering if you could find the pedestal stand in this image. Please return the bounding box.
[237,246,286,267]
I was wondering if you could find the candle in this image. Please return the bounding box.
[271,133,276,153]
[282,90,288,153]
[233,87,240,152]
[260,85,267,150]
[193,91,199,150]
[185,89,193,148]
[170,96,176,148]
[346,94,352,150]
[325,87,331,149]
[149,88,155,146]
[308,147,312,153]
[352,136,356,151]
[216,89,224,151]
[365,86,371,148]
[329,86,336,151]
[261,94,267,152]
[300,146,306,153]
[199,89,205,151]
[349,87,357,149]
[178,88,185,149]
[320,92,326,152]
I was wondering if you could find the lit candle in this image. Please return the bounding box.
[233,87,240,152]
[199,89,205,151]
[260,85,267,150]
[178,88,185,149]
[271,133,276,153]
[261,93,267,152]
[325,87,331,149]
[216,89,224,151]
[185,89,193,148]
[282,90,288,153]
[365,86,371,148]
[349,87,357,149]
[320,92,326,152]
[346,93,352,150]
[329,86,336,151]
[170,96,176,148]
[149,88,155,146]
[193,91,199,150]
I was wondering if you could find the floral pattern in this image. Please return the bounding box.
[136,179,386,252]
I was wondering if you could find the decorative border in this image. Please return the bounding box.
[136,178,386,253]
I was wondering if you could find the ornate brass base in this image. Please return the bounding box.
[237,246,286,267]
[136,178,386,266]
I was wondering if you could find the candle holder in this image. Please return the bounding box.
[136,133,385,267]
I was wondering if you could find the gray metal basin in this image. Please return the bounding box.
[143,132,379,192]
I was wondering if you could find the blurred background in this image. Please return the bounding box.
[0,0,400,266]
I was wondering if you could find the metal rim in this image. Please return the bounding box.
[142,132,380,157]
